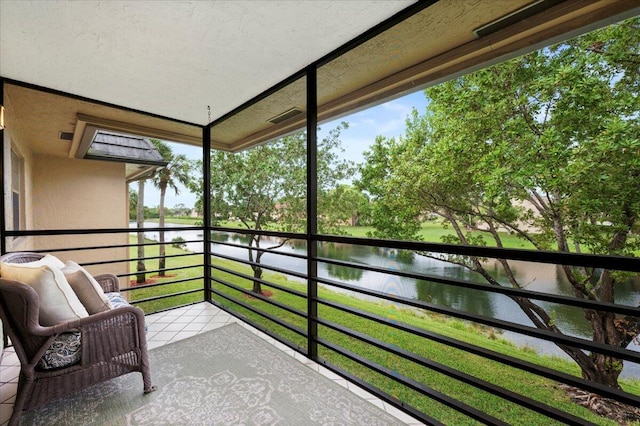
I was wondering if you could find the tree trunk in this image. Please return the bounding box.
[136,179,146,284]
[159,183,166,277]
[248,234,262,294]
[252,265,263,294]
[443,209,634,389]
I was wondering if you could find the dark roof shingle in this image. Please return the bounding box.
[85,131,167,166]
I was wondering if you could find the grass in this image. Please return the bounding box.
[126,236,204,311]
[342,220,536,249]
[150,216,536,249]
[128,235,639,425]
[142,217,202,226]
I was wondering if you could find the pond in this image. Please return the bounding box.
[134,223,640,378]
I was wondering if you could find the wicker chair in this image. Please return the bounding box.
[0,252,155,426]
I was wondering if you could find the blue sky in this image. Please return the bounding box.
[142,89,429,208]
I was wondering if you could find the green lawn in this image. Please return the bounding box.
[127,235,639,425]
[127,237,205,311]
[342,220,536,249]
[142,216,203,226]
[151,217,536,249]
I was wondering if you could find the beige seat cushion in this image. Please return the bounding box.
[0,263,88,326]
[62,261,113,314]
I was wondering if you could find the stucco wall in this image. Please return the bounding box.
[31,154,129,282]
[3,118,35,251]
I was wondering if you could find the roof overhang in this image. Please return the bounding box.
[1,0,638,156]
[209,0,640,152]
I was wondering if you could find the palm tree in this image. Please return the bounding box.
[136,179,147,283]
[150,140,191,276]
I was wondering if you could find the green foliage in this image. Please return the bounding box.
[171,236,187,249]
[357,17,640,388]
[191,123,355,234]
[150,140,193,209]
[321,184,371,229]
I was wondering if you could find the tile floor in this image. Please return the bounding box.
[1,302,423,425]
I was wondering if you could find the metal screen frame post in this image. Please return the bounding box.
[306,67,318,359]
[203,125,212,303]
[0,79,5,255]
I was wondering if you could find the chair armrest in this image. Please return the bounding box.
[93,273,120,293]
[52,306,147,365]
[25,305,146,367]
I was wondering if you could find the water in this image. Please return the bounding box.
[133,223,640,378]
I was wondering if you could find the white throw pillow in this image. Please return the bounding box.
[62,261,113,314]
[0,263,88,326]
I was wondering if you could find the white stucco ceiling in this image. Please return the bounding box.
[0,0,415,125]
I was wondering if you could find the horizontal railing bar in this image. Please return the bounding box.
[120,276,204,293]
[319,317,593,425]
[210,226,304,241]
[210,264,307,299]
[211,239,308,261]
[125,239,203,248]
[130,288,201,305]
[209,285,306,338]
[316,276,640,363]
[117,264,202,278]
[84,252,200,267]
[318,296,640,407]
[211,251,308,280]
[12,226,640,271]
[315,256,640,317]
[205,228,640,272]
[211,276,307,319]
[316,337,509,426]
[5,226,203,236]
[316,234,640,273]
[6,239,204,254]
[130,226,203,232]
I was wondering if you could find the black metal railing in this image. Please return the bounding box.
[3,226,206,314]
[207,226,640,425]
[4,225,640,424]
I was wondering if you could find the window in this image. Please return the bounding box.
[10,149,23,231]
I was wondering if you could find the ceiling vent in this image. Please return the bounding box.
[267,107,303,125]
[473,0,563,38]
[58,131,74,140]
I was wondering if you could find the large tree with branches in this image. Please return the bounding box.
[358,18,640,388]
[192,123,353,294]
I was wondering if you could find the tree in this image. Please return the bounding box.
[172,203,190,217]
[322,184,371,227]
[136,179,147,284]
[357,18,640,388]
[192,123,352,294]
[150,140,192,276]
